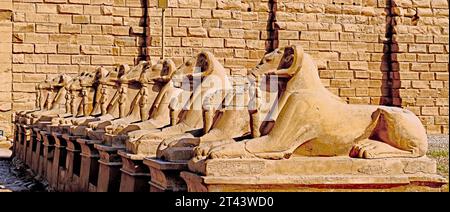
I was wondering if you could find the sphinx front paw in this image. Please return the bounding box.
[207,142,253,159]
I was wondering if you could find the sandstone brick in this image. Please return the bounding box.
[23,54,45,64]
[221,20,243,29]
[225,39,245,48]
[320,32,339,41]
[60,24,81,34]
[278,30,299,40]
[114,37,136,46]
[36,4,57,14]
[36,23,59,33]
[13,44,33,53]
[430,63,448,72]
[25,13,49,23]
[35,44,57,54]
[91,55,114,65]
[411,81,429,88]
[429,44,444,53]
[93,35,114,45]
[12,54,24,63]
[339,88,356,97]
[411,63,429,71]
[13,23,34,33]
[69,0,91,4]
[209,28,229,38]
[112,26,130,35]
[181,37,202,47]
[416,98,435,106]
[435,72,449,80]
[58,44,80,54]
[72,55,90,64]
[422,107,439,116]
[58,4,83,14]
[48,14,72,24]
[172,27,187,37]
[73,15,90,24]
[82,25,102,34]
[13,83,35,92]
[24,33,48,44]
[91,16,113,24]
[36,64,58,73]
[13,64,34,73]
[48,55,71,64]
[188,27,207,37]
[179,18,202,27]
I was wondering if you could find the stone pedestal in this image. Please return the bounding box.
[24,129,34,167]
[31,131,41,174]
[118,151,150,192]
[41,130,55,182]
[51,132,67,191]
[27,128,38,169]
[12,123,21,159]
[182,157,448,192]
[78,138,101,192]
[20,126,32,162]
[15,125,26,161]
[144,158,187,192]
[35,130,46,178]
[95,144,124,192]
[63,134,82,192]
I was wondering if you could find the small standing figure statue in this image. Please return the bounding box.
[65,90,72,114]
[81,87,89,117]
[70,89,77,116]
[139,85,149,121]
[36,84,42,110]
[118,85,128,118]
[99,85,108,115]
[250,75,262,138]
[45,87,53,110]
[202,93,215,134]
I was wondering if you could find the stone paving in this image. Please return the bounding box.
[0,158,47,192]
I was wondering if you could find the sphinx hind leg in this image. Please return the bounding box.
[350,139,418,159]
[349,107,428,159]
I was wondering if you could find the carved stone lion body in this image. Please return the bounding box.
[200,45,428,160]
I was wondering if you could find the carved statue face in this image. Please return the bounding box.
[249,47,295,78]
[189,53,211,79]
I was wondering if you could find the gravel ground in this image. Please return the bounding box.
[427,135,449,192]
[0,158,47,192]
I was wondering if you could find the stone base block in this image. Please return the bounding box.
[144,158,188,192]
[95,144,124,192]
[118,151,150,192]
[182,156,447,192]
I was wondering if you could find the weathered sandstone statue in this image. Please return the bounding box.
[66,66,123,135]
[113,58,179,135]
[21,74,73,125]
[156,47,296,161]
[84,61,164,141]
[124,51,234,156]
[194,45,428,160]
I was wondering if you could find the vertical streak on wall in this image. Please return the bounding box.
[0,0,12,137]
[266,0,278,53]
[144,0,151,61]
[383,0,395,106]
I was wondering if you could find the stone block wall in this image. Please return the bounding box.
[391,0,449,134]
[11,0,148,112]
[0,0,12,136]
[146,0,272,75]
[0,0,448,137]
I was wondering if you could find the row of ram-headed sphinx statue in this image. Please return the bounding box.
[13,45,445,192]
